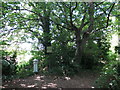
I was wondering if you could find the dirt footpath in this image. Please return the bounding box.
[2,70,100,88]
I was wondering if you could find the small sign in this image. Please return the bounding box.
[47,46,52,53]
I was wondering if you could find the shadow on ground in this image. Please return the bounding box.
[2,70,100,89]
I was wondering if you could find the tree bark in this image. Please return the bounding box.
[74,2,94,66]
[42,16,51,55]
[75,29,82,65]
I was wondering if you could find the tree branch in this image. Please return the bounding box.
[88,2,94,32]
[94,2,104,7]
[6,4,43,19]
[97,6,107,15]
[71,2,78,13]
[79,13,87,30]
[27,29,44,42]
[70,2,73,27]
[18,15,43,27]
[78,3,87,31]
[57,3,71,28]
[93,3,115,33]
[19,16,40,21]
[83,2,94,39]
[106,3,115,27]
[69,2,78,31]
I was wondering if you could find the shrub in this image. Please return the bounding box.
[16,61,34,78]
[2,59,16,81]
[95,60,120,90]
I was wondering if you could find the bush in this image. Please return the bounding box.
[81,40,101,69]
[38,44,77,76]
[48,66,64,76]
[16,61,34,78]
[95,60,120,90]
[2,59,16,81]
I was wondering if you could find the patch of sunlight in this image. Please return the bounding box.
[27,84,36,88]
[42,83,57,88]
[1,86,5,88]
[35,76,41,81]
[65,77,71,80]
[20,84,26,87]
[19,43,32,51]
[16,53,33,64]
[111,16,116,22]
[110,34,119,53]
[36,76,41,79]
[25,54,33,62]
[42,86,47,89]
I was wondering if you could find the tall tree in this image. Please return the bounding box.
[51,2,115,65]
[1,2,116,68]
[1,2,52,55]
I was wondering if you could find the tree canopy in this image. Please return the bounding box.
[1,1,120,89]
[1,1,119,73]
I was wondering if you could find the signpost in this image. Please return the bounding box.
[47,46,52,53]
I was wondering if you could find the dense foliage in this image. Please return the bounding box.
[1,50,17,80]
[95,59,120,89]
[1,1,119,89]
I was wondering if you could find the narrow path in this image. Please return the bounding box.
[2,70,100,88]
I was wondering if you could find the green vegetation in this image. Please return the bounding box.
[1,50,17,81]
[95,60,120,89]
[1,1,120,89]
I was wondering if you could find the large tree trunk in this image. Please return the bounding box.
[75,29,83,65]
[42,16,51,55]
[75,30,89,65]
[74,2,94,66]
[41,14,51,70]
